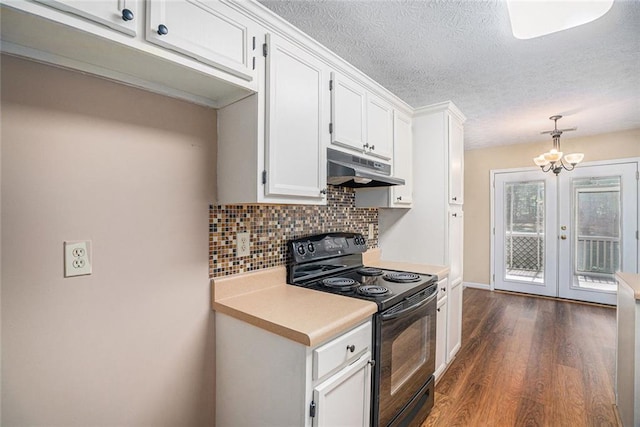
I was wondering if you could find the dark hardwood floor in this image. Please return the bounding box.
[423,288,618,427]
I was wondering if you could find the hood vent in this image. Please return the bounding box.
[327,148,405,188]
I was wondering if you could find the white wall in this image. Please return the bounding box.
[1,55,217,425]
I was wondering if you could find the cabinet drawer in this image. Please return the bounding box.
[313,321,372,381]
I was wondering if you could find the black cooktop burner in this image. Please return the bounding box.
[383,272,422,283]
[322,277,358,289]
[357,267,384,276]
[357,285,390,296]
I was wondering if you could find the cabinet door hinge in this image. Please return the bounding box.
[636,230,639,240]
[262,43,268,57]
[262,170,267,184]
[636,170,639,180]
[329,79,333,91]
[309,401,316,418]
[252,36,256,51]
[252,57,256,70]
[492,274,495,282]
[493,227,495,235]
[329,123,333,134]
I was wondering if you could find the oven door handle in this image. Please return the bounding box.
[381,290,438,320]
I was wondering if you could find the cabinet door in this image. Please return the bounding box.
[447,280,463,362]
[391,110,413,206]
[330,72,366,152]
[313,352,372,427]
[435,294,448,380]
[448,206,464,284]
[366,94,393,160]
[448,114,464,204]
[146,0,255,81]
[265,33,327,201]
[32,0,138,35]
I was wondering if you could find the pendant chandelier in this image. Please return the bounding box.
[533,115,584,175]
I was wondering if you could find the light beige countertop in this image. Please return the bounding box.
[212,267,377,347]
[363,248,449,279]
[617,272,640,300]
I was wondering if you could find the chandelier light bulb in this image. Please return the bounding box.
[533,155,549,166]
[564,153,584,165]
[543,150,563,162]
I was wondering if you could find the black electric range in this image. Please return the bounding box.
[287,232,437,312]
[287,232,439,427]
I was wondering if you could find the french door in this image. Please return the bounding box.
[493,160,638,305]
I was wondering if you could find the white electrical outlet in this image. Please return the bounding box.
[368,223,375,240]
[236,232,250,257]
[64,240,92,277]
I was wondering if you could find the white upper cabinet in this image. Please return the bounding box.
[264,33,327,201]
[448,115,464,204]
[354,109,412,208]
[391,111,413,206]
[366,94,393,160]
[1,0,257,107]
[330,72,367,152]
[330,71,394,161]
[146,0,255,81]
[32,0,138,36]
[217,31,329,205]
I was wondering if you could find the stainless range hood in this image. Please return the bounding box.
[327,148,405,188]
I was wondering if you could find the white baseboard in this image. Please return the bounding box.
[463,282,491,290]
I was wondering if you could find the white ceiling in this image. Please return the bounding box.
[258,0,640,150]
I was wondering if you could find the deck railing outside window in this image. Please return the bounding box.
[506,232,619,277]
[576,235,620,275]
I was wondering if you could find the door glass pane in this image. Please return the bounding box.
[572,176,621,291]
[504,181,545,283]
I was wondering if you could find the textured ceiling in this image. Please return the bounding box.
[258,0,640,149]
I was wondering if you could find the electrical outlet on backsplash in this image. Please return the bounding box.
[209,185,378,277]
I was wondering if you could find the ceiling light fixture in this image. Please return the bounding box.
[507,0,614,39]
[533,115,584,175]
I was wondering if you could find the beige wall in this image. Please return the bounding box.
[1,56,217,425]
[464,128,640,285]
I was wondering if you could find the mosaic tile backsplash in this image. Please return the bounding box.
[209,185,378,277]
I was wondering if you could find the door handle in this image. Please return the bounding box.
[560,235,567,240]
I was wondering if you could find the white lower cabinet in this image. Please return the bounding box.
[447,278,463,361]
[312,351,371,427]
[434,275,462,381]
[216,313,373,427]
[435,291,448,380]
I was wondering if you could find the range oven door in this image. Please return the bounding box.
[374,287,438,427]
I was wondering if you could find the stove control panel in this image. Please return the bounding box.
[289,232,367,263]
